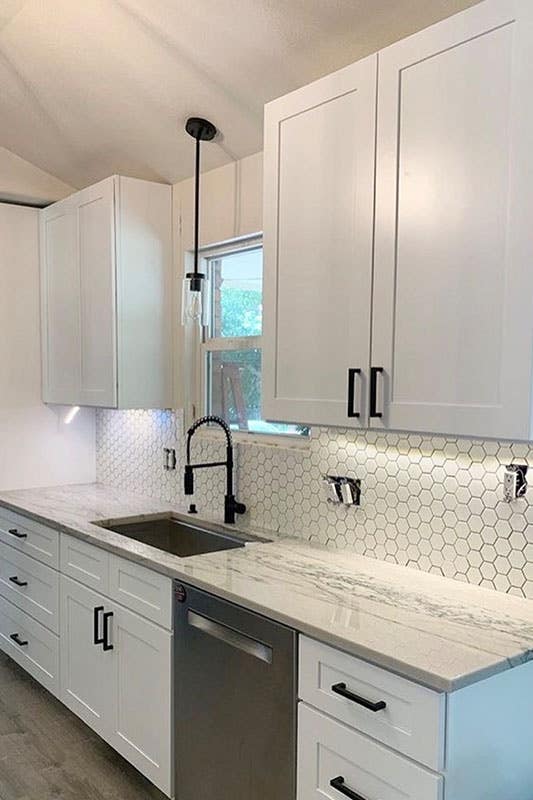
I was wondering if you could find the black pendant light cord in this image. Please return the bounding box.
[193,135,201,276]
[184,117,217,291]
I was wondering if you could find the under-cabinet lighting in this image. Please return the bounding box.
[63,406,80,424]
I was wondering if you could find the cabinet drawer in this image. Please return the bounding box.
[299,636,444,770]
[298,703,443,800]
[0,542,59,633]
[109,554,172,628]
[0,508,59,567]
[61,534,110,594]
[0,594,59,696]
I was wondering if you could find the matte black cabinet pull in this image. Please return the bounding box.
[102,611,114,651]
[347,369,361,418]
[93,606,105,646]
[331,682,386,712]
[369,367,384,418]
[9,576,28,587]
[330,776,367,800]
[8,528,27,539]
[10,633,28,647]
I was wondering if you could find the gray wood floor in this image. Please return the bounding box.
[0,652,166,800]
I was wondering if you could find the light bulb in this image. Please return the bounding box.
[181,276,209,327]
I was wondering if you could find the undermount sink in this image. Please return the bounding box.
[98,515,267,558]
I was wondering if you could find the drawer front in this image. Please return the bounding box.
[109,554,172,628]
[298,703,443,800]
[61,534,110,594]
[0,542,59,633]
[299,636,444,770]
[0,508,59,567]
[0,594,59,696]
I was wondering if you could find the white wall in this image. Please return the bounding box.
[0,146,73,206]
[0,203,95,490]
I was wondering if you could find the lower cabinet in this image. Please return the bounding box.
[298,636,533,800]
[298,703,442,800]
[60,575,173,796]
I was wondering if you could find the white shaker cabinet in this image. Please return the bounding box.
[40,202,80,405]
[60,574,172,796]
[299,636,533,800]
[109,601,172,793]
[263,0,533,440]
[371,0,533,439]
[60,576,114,738]
[40,175,173,409]
[263,55,377,427]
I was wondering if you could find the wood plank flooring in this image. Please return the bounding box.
[0,652,166,800]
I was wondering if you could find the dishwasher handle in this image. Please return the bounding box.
[187,610,273,664]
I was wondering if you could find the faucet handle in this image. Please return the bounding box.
[224,495,246,524]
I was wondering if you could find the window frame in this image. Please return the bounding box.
[183,236,310,447]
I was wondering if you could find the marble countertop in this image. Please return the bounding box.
[1,482,533,693]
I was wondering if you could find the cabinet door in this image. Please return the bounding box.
[40,199,80,404]
[372,0,533,439]
[60,576,114,738]
[76,178,117,407]
[263,55,377,427]
[110,603,172,796]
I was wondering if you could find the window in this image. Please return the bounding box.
[196,240,308,438]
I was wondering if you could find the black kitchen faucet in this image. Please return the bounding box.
[184,415,246,524]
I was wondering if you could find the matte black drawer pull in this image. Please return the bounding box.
[10,633,28,647]
[331,682,386,712]
[347,368,361,419]
[93,606,104,646]
[102,611,114,651]
[9,576,28,587]
[369,366,383,418]
[8,528,27,539]
[330,776,367,800]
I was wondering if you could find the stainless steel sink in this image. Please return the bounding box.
[98,515,268,558]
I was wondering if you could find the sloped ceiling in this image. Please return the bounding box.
[0,0,480,189]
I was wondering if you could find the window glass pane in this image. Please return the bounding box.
[209,248,262,337]
[207,348,306,437]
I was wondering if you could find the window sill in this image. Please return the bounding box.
[192,427,311,450]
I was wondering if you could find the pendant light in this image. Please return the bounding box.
[181,116,217,326]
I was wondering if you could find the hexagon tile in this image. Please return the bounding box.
[96,410,533,600]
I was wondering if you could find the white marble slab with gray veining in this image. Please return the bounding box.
[1,482,533,692]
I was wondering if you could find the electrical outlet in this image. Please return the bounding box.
[163,447,177,471]
[504,469,518,502]
[504,464,528,502]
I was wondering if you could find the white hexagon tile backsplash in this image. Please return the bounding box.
[96,409,533,599]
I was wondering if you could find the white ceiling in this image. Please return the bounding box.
[0,0,480,188]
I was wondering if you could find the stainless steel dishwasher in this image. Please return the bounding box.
[174,582,297,800]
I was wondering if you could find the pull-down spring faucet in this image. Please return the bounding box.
[184,415,246,524]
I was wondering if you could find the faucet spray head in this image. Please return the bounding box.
[184,465,194,495]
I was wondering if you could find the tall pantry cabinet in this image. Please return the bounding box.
[263,0,533,441]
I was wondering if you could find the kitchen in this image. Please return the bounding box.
[1,1,533,799]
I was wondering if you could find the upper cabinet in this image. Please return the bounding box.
[372,0,533,440]
[263,55,377,428]
[263,0,533,440]
[40,176,173,409]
